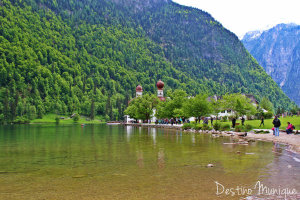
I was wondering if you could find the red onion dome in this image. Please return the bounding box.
[136,85,143,92]
[156,80,164,89]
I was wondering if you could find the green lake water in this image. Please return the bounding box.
[0,124,299,200]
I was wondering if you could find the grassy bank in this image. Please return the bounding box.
[217,116,300,130]
[30,114,106,124]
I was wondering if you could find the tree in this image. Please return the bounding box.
[210,98,222,120]
[290,105,299,115]
[90,99,95,120]
[28,106,37,120]
[183,94,211,120]
[221,93,256,117]
[124,100,138,121]
[37,104,45,119]
[0,113,4,124]
[73,113,80,122]
[260,97,274,112]
[155,89,187,119]
[155,100,169,119]
[124,94,159,122]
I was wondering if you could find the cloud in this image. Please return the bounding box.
[173,0,300,38]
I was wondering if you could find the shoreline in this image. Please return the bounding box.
[245,131,300,154]
[124,123,300,154]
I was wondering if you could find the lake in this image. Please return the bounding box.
[0,124,299,199]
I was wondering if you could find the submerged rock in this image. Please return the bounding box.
[237,141,249,145]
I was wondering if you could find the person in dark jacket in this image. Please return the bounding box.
[259,116,264,127]
[272,116,281,136]
[241,117,245,126]
[232,117,236,128]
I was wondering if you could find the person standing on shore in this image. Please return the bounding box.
[232,117,236,128]
[259,116,264,127]
[210,117,214,126]
[272,116,281,136]
[241,117,245,126]
[171,118,174,126]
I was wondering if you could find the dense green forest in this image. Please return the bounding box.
[0,0,295,123]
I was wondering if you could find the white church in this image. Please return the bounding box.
[124,80,165,123]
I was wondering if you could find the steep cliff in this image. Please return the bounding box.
[242,24,300,105]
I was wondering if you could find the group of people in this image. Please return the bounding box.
[195,117,214,125]
[231,117,245,128]
[155,117,190,125]
[272,115,295,136]
[230,115,296,136]
[156,116,216,126]
[156,115,296,135]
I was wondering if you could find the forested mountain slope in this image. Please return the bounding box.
[0,0,294,122]
[242,24,300,106]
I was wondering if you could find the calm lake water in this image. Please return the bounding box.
[0,124,299,200]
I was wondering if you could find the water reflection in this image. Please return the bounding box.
[0,125,298,200]
[191,133,196,144]
[126,126,133,135]
[136,151,144,168]
[151,128,157,146]
[157,148,165,169]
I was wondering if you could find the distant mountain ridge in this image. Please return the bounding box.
[242,23,300,106]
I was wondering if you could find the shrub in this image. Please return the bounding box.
[213,122,221,130]
[221,116,228,122]
[235,125,243,132]
[73,114,80,122]
[244,124,253,131]
[55,116,60,124]
[221,124,231,131]
[263,112,273,119]
[182,123,192,130]
[235,124,253,132]
[202,123,211,130]
[13,116,30,124]
[194,124,202,130]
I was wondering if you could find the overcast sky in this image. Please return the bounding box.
[173,0,300,38]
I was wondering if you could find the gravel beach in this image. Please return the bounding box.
[246,131,300,153]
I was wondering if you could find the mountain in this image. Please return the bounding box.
[242,23,300,106]
[0,0,294,122]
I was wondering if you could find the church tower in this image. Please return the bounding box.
[136,85,143,97]
[156,80,165,101]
